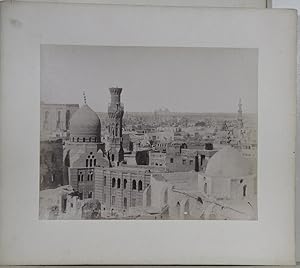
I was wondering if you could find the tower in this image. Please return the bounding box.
[237,97,243,129]
[107,87,124,165]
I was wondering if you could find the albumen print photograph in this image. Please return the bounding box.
[39,45,257,220]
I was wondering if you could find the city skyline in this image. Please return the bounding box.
[41,45,258,114]
[40,46,258,221]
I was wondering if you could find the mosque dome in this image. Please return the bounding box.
[70,104,101,139]
[205,146,253,178]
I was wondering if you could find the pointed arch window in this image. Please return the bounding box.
[112,178,116,188]
[78,172,84,182]
[123,179,127,189]
[117,178,121,188]
[132,180,136,190]
[138,180,143,191]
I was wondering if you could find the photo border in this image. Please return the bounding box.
[0,2,296,265]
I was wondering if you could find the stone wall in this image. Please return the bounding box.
[40,139,67,190]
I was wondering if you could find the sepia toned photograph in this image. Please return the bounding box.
[39,45,258,220]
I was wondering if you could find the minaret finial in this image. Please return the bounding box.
[237,97,243,129]
[83,91,87,104]
[238,97,242,112]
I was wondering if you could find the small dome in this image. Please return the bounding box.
[70,105,101,138]
[205,146,253,178]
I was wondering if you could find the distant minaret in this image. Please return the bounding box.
[107,87,124,165]
[237,98,243,129]
[83,91,87,104]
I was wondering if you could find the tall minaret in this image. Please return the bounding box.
[107,87,124,165]
[237,97,243,129]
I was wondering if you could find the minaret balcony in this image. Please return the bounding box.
[108,103,124,109]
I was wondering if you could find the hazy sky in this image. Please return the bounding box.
[41,45,258,113]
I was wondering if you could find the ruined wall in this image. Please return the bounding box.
[40,139,65,190]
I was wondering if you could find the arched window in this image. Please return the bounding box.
[112,154,115,162]
[112,178,116,188]
[94,159,96,166]
[123,179,127,189]
[77,174,80,182]
[77,137,79,142]
[87,174,90,181]
[90,159,93,167]
[83,138,85,142]
[164,189,168,204]
[117,178,121,188]
[243,185,247,197]
[204,182,208,194]
[132,180,136,190]
[138,180,143,191]
[86,159,88,167]
[90,173,93,181]
[81,174,84,182]
[104,176,106,186]
[89,137,91,142]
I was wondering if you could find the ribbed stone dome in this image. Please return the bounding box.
[70,104,101,139]
[205,146,253,178]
